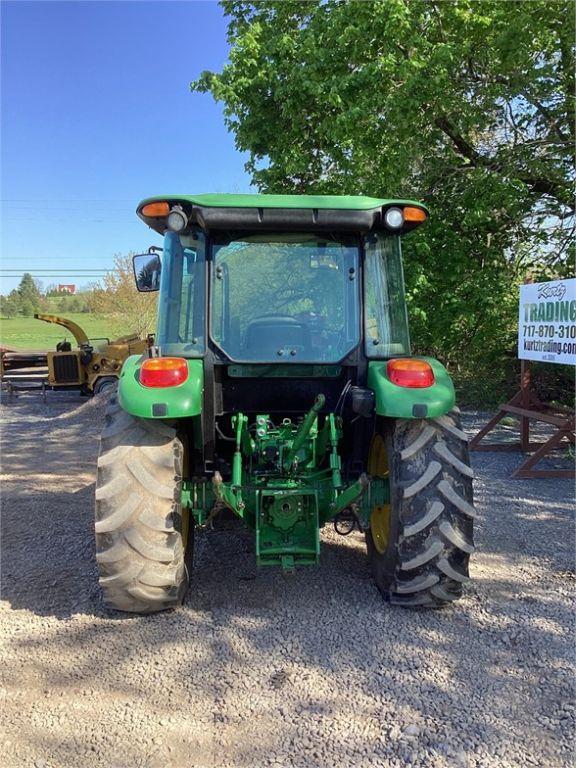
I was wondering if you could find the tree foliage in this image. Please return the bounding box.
[88,254,157,338]
[194,0,575,403]
[0,292,21,318]
[0,273,45,318]
[17,272,44,315]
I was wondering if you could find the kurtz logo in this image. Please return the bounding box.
[537,282,566,300]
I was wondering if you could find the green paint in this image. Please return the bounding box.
[368,357,455,418]
[330,476,369,517]
[358,478,390,528]
[256,489,320,567]
[118,356,204,419]
[138,193,428,213]
[213,475,245,517]
[181,480,214,525]
[328,413,343,488]
[282,395,324,472]
[195,400,367,570]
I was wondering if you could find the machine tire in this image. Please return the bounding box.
[94,396,192,613]
[93,376,118,396]
[367,409,475,607]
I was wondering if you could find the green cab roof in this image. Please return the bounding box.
[136,193,429,235]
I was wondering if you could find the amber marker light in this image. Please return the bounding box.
[141,201,170,217]
[403,206,427,223]
[140,357,188,388]
[387,358,435,388]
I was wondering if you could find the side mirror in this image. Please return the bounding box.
[133,253,161,292]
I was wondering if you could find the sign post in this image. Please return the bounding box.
[470,278,575,479]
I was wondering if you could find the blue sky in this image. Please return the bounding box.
[0,0,252,293]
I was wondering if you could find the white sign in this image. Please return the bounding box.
[518,278,576,365]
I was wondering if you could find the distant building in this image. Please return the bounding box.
[57,284,76,294]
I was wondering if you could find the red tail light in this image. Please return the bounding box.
[139,357,188,388]
[387,358,435,388]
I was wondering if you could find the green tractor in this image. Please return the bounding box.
[95,194,475,613]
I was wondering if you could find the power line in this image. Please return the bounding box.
[1,206,134,209]
[0,197,135,204]
[0,258,118,261]
[1,276,107,278]
[0,273,109,277]
[0,270,110,273]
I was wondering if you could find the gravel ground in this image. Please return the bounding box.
[0,391,574,768]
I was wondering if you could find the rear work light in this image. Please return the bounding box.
[139,357,188,388]
[166,205,188,232]
[384,207,404,229]
[387,358,435,388]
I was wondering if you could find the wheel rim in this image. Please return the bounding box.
[368,434,391,555]
[371,504,391,554]
[95,377,116,395]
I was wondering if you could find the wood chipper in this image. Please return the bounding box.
[34,313,147,395]
[95,194,475,613]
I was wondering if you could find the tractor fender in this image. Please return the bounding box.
[367,357,455,419]
[118,356,204,419]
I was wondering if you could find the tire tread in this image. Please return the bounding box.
[94,396,188,613]
[368,409,475,607]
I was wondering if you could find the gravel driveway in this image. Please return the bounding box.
[1,393,574,768]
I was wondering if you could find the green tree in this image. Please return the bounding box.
[67,297,81,313]
[87,254,157,337]
[16,273,43,315]
[194,0,575,403]
[0,291,21,318]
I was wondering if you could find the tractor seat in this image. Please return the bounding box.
[244,315,312,356]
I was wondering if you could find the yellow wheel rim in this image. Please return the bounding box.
[371,504,391,554]
[368,434,391,555]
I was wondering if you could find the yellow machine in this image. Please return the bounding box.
[34,314,148,395]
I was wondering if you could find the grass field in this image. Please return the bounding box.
[0,314,122,349]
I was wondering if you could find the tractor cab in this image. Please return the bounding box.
[133,196,423,361]
[131,195,425,415]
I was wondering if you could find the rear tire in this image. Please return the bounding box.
[94,396,192,613]
[367,409,475,607]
